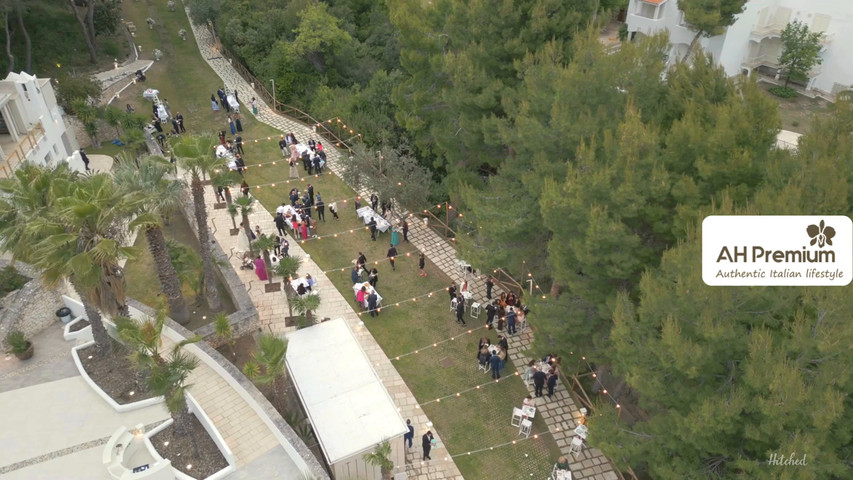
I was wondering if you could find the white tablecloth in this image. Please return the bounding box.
[488,344,500,355]
[555,470,572,480]
[356,206,391,232]
[522,405,536,418]
[352,281,383,307]
[290,278,317,296]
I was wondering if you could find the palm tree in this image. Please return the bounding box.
[148,346,200,435]
[243,333,288,411]
[116,303,200,390]
[290,293,321,327]
[227,195,255,258]
[273,256,301,319]
[212,313,235,359]
[252,234,280,291]
[363,441,394,480]
[0,165,135,356]
[167,239,205,306]
[115,154,191,324]
[211,170,241,234]
[172,134,223,312]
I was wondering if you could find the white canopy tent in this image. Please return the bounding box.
[286,319,407,479]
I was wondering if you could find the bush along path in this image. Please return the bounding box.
[183,5,618,480]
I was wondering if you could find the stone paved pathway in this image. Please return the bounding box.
[185,7,619,479]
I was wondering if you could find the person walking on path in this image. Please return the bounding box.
[315,193,325,221]
[402,220,409,242]
[485,276,494,300]
[418,253,427,277]
[422,432,433,460]
[456,294,466,325]
[404,420,414,449]
[533,369,547,397]
[387,244,398,271]
[79,148,90,171]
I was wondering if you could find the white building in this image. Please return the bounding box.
[0,72,76,178]
[626,0,853,95]
[287,319,408,480]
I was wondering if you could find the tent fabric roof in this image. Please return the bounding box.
[286,319,407,464]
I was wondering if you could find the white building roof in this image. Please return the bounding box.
[286,319,407,464]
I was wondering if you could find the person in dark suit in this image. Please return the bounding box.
[278,135,287,157]
[404,420,414,449]
[307,184,314,205]
[367,291,379,317]
[456,295,466,325]
[357,252,367,269]
[485,301,497,328]
[402,220,409,242]
[370,193,379,211]
[387,244,397,270]
[176,112,186,133]
[79,148,90,171]
[533,369,547,397]
[368,217,377,241]
[422,431,433,460]
[547,368,559,397]
[274,214,287,236]
[315,194,325,221]
[506,307,517,335]
[351,266,360,284]
[448,282,457,301]
[485,276,494,300]
[234,134,243,154]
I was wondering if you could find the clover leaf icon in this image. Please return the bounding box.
[806,220,835,248]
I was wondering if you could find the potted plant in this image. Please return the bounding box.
[5,330,34,360]
[363,440,394,480]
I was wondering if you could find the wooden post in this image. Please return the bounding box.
[444,203,449,237]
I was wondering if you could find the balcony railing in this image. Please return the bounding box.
[0,121,45,178]
[742,55,822,77]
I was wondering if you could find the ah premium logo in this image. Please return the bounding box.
[702,216,853,286]
[807,219,835,248]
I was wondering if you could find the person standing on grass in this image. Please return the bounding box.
[387,244,398,271]
[367,291,379,317]
[418,253,427,277]
[489,352,502,379]
[211,94,220,111]
[329,201,339,219]
[351,266,360,284]
[368,217,378,241]
[485,301,497,328]
[448,282,457,301]
[176,112,185,133]
[315,193,325,221]
[422,432,433,461]
[235,134,243,154]
[368,268,379,288]
[279,135,287,157]
[456,294,466,325]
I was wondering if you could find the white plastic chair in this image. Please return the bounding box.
[450,297,458,311]
[478,361,489,373]
[570,436,584,457]
[518,419,532,438]
[511,407,523,427]
[470,302,481,318]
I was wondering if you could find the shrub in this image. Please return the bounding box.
[0,266,27,295]
[4,330,30,354]
[769,86,798,99]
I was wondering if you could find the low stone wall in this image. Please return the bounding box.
[0,260,63,349]
[175,189,259,343]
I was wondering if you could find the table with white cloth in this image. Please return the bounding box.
[290,278,317,296]
[487,344,500,356]
[352,281,383,308]
[356,207,391,232]
[521,405,536,419]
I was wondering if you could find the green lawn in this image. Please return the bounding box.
[121,2,562,477]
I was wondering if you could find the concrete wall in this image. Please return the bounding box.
[0,260,62,349]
